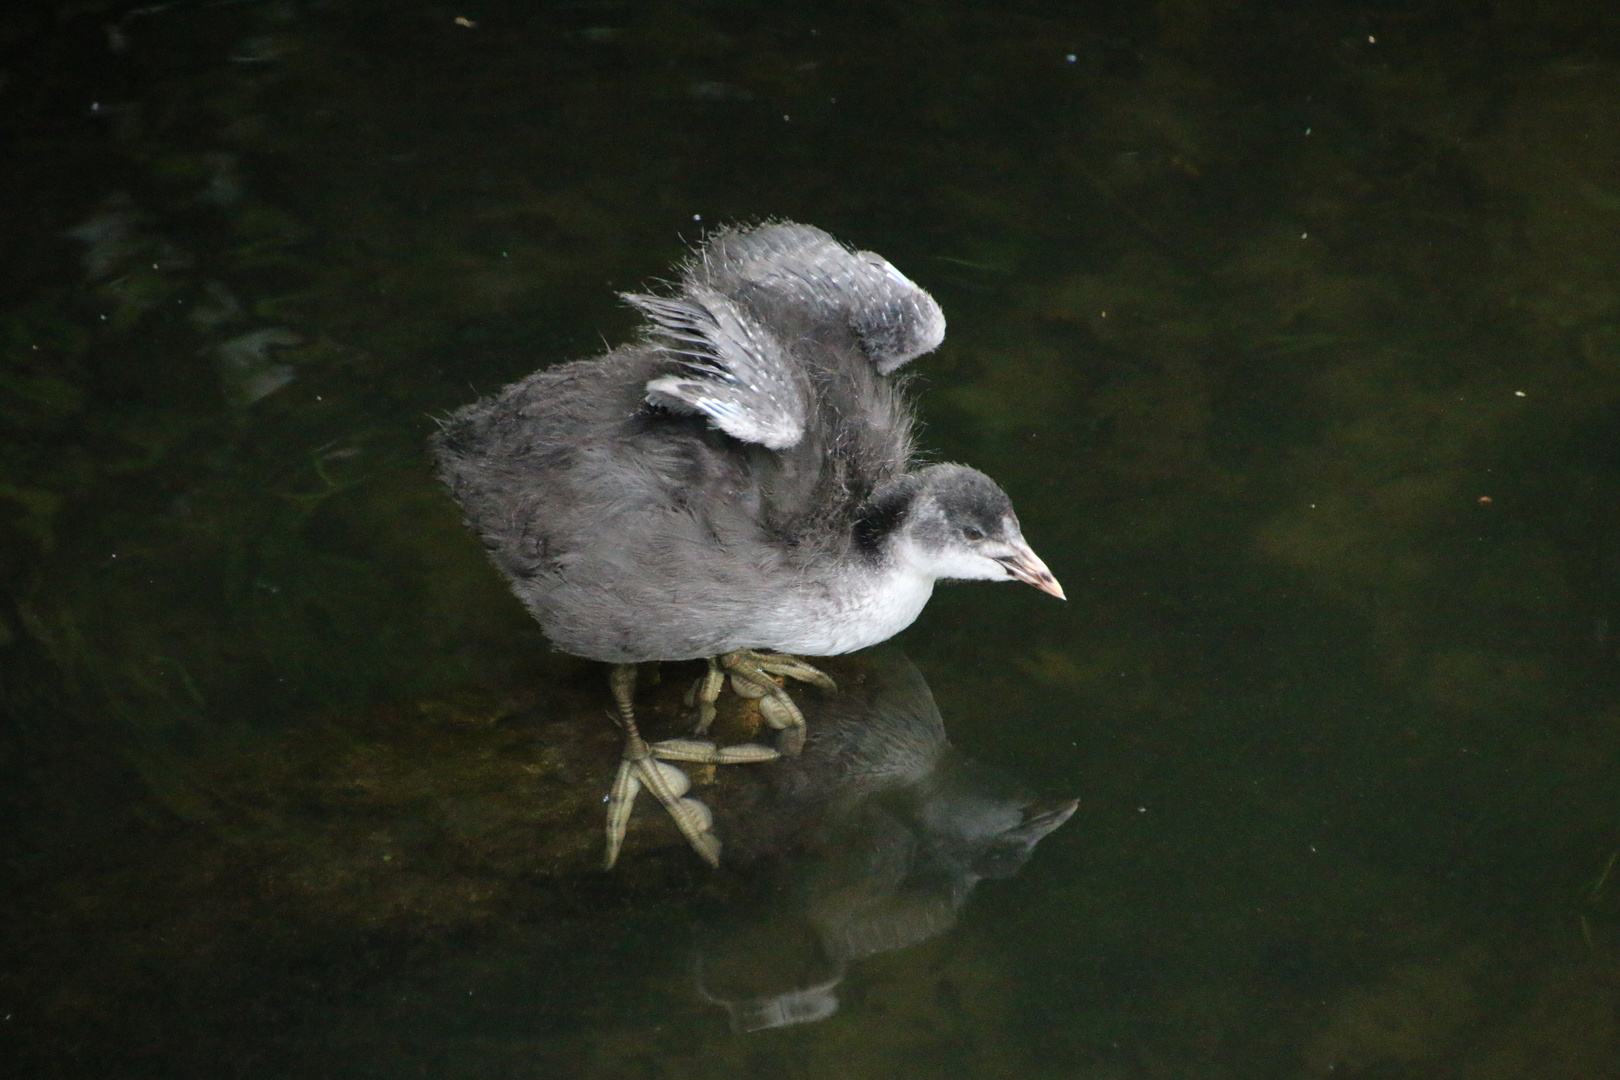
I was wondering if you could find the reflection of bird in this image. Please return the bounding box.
[432,223,1063,868]
[696,649,1078,1032]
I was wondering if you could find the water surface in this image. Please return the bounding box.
[3,2,1619,1077]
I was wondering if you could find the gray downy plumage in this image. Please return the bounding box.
[431,221,1058,665]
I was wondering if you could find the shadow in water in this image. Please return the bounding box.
[0,644,1076,1074]
[692,648,1076,1032]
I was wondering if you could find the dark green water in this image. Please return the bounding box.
[3,1,1619,1076]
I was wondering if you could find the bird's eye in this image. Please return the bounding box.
[962,526,985,542]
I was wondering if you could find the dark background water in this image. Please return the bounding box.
[3,1,1619,1076]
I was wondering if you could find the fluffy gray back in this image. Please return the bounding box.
[432,222,944,662]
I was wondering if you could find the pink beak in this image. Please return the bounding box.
[999,541,1065,600]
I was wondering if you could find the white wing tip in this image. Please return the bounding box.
[645,376,803,450]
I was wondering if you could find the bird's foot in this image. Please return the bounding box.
[604,729,778,870]
[687,650,837,756]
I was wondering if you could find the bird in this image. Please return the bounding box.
[431,221,1063,869]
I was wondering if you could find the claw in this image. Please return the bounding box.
[604,759,642,870]
[756,693,802,731]
[687,827,722,866]
[757,694,805,755]
[602,663,780,870]
[750,653,838,694]
[728,671,771,699]
[602,653,835,868]
[689,659,727,733]
[604,751,725,870]
[639,759,720,866]
[653,738,779,764]
[704,650,836,757]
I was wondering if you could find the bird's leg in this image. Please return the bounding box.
[603,663,778,870]
[695,650,838,757]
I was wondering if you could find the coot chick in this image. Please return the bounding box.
[432,222,1062,868]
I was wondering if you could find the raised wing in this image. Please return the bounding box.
[628,222,942,453]
[690,222,946,375]
[628,287,807,450]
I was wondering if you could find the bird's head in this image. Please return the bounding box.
[888,464,1064,598]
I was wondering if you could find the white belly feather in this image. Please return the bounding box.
[763,565,938,656]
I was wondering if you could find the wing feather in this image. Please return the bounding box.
[691,223,945,374]
[627,287,807,450]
